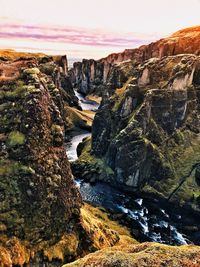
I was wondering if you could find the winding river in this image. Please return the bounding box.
[65,90,198,246]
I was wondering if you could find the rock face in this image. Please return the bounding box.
[74,31,200,212]
[0,51,134,266]
[69,26,200,96]
[0,52,82,264]
[69,57,130,96]
[0,51,79,108]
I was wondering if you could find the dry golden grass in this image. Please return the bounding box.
[63,242,200,267]
[86,95,102,104]
[0,203,136,266]
[80,203,137,250]
[65,106,95,129]
[0,49,45,60]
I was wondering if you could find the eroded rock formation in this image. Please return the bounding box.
[0,51,136,266]
[73,28,200,213]
[1,25,200,266]
[0,52,84,264]
[69,26,200,96]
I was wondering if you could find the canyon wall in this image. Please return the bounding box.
[0,51,133,266]
[69,26,200,96]
[73,27,200,213]
[0,52,83,265]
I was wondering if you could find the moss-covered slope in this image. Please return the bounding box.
[0,51,138,266]
[74,54,200,212]
[0,53,83,265]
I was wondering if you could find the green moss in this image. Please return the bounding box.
[20,166,35,175]
[40,63,55,76]
[0,81,39,100]
[193,191,200,200]
[0,103,10,112]
[0,210,24,228]
[0,160,34,177]
[78,137,114,178]
[51,124,63,136]
[78,137,93,162]
[15,80,24,88]
[0,161,20,176]
[7,131,25,147]
[0,160,20,176]
[24,85,41,94]
[0,86,25,100]
[143,128,200,203]
[112,96,123,112]
[173,129,185,144]
[48,83,56,90]
[23,68,40,75]
[159,80,169,89]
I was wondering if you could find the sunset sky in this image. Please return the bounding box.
[0,0,200,61]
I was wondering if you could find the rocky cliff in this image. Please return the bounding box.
[0,51,140,266]
[0,52,83,265]
[73,27,200,214]
[0,50,79,108]
[1,27,200,266]
[69,26,200,96]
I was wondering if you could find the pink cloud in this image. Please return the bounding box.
[0,21,158,48]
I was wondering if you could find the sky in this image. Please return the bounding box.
[0,0,200,61]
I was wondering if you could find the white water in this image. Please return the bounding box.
[65,90,189,245]
[66,90,99,161]
[76,179,189,245]
[65,131,91,161]
[74,90,99,111]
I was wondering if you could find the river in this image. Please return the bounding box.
[65,90,199,246]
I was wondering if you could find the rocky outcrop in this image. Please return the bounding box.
[74,53,200,213]
[1,29,200,266]
[0,50,79,109]
[0,53,83,264]
[69,52,138,96]
[0,51,138,266]
[69,26,200,96]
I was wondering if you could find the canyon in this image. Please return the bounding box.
[0,26,200,267]
[72,26,200,214]
[0,51,126,266]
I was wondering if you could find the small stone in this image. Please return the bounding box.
[26,189,32,196]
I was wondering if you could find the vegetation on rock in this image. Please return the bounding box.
[0,52,83,265]
[7,131,25,147]
[1,25,200,267]
[73,32,200,213]
[0,50,137,266]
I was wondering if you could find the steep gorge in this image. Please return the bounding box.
[69,26,200,96]
[72,26,200,214]
[1,26,200,267]
[0,51,128,266]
